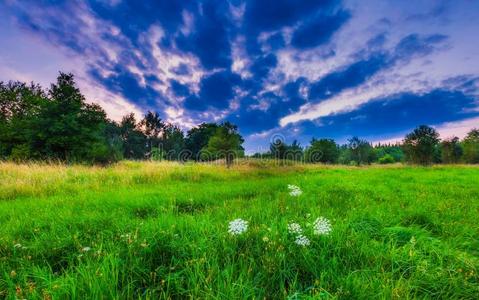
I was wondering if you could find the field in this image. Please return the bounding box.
[0,161,478,299]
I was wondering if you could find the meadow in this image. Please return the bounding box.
[0,161,478,299]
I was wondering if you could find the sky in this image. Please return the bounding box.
[1,0,478,153]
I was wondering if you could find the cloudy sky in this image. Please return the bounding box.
[1,0,478,152]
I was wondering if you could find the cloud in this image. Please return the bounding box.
[291,10,350,49]
[1,0,479,151]
[184,70,242,111]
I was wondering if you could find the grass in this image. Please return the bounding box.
[0,161,478,299]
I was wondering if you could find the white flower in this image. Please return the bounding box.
[294,234,310,246]
[81,246,91,252]
[288,184,302,197]
[313,217,332,235]
[228,218,248,235]
[287,223,303,234]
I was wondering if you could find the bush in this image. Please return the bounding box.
[9,144,32,162]
[378,154,395,164]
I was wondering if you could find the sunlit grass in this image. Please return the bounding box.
[0,161,478,298]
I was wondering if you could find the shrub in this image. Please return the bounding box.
[378,154,395,164]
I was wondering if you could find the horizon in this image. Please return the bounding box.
[1,1,478,153]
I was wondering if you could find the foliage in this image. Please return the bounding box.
[374,145,404,163]
[269,139,303,161]
[463,128,479,164]
[0,74,118,163]
[348,137,375,165]
[185,123,218,161]
[378,154,395,164]
[441,136,463,164]
[140,111,164,157]
[119,113,147,159]
[0,74,247,164]
[305,138,339,163]
[403,125,440,165]
[202,122,244,166]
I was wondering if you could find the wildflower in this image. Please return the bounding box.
[294,234,310,246]
[228,218,248,235]
[287,223,303,234]
[313,217,332,235]
[288,184,302,197]
[262,236,269,243]
[81,246,91,252]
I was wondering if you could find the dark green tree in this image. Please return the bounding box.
[161,123,185,161]
[285,140,303,161]
[441,136,462,164]
[31,73,112,162]
[185,123,218,161]
[403,125,440,165]
[463,128,479,164]
[202,122,244,167]
[305,138,339,163]
[270,139,288,159]
[374,145,404,163]
[140,111,164,158]
[0,81,46,160]
[120,113,147,159]
[348,137,375,165]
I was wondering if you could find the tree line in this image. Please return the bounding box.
[1,72,479,166]
[0,73,244,165]
[255,125,479,165]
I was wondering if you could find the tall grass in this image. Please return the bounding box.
[0,161,478,298]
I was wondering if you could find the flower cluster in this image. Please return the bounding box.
[228,218,248,235]
[287,216,332,247]
[288,184,302,197]
[287,222,303,234]
[294,234,311,247]
[313,217,332,235]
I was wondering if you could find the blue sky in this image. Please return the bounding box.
[1,0,478,152]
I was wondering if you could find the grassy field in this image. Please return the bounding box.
[0,161,478,299]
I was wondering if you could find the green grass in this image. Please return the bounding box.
[0,161,478,299]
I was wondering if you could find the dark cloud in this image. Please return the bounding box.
[175,1,233,69]
[89,65,168,110]
[309,53,389,100]
[289,89,479,143]
[291,10,350,49]
[184,71,242,111]
[3,0,477,151]
[250,54,278,80]
[393,34,448,62]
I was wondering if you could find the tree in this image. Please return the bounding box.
[285,140,303,161]
[378,154,395,164]
[140,111,164,158]
[441,136,462,164]
[270,139,288,160]
[202,122,244,167]
[348,137,375,165]
[403,125,440,165]
[161,123,185,161]
[463,128,479,164]
[30,73,113,162]
[185,123,218,161]
[374,145,404,163]
[0,81,46,159]
[305,138,339,163]
[120,113,147,159]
